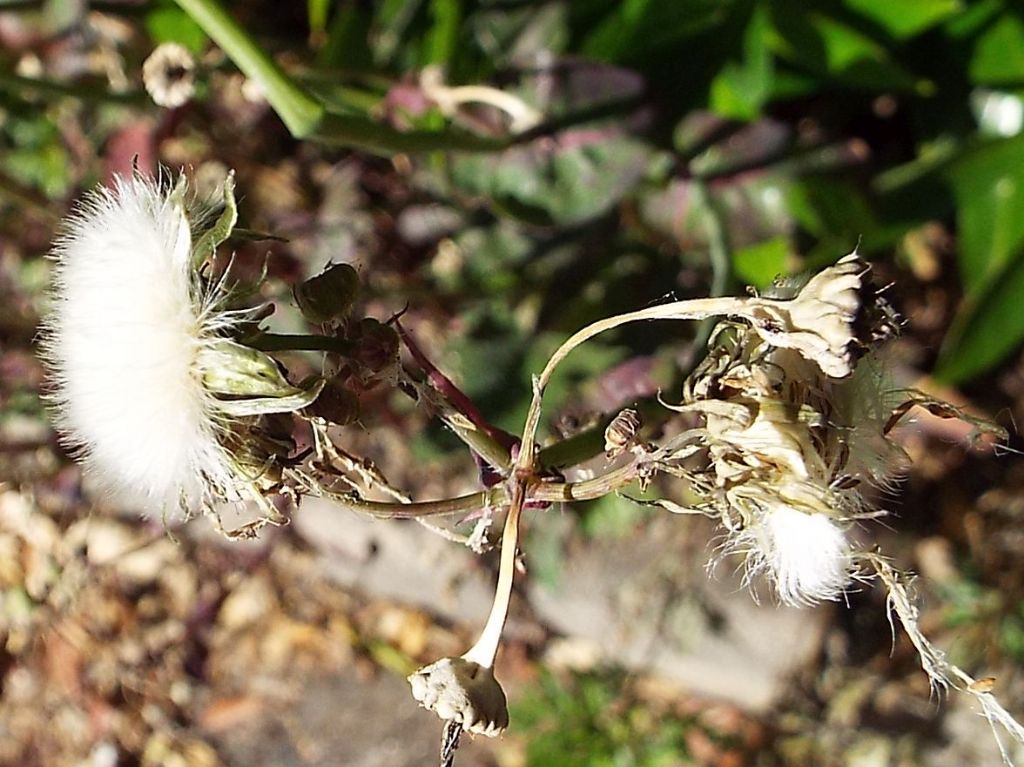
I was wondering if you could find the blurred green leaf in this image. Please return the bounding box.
[944,0,1003,39]
[578,0,731,64]
[785,177,889,263]
[449,134,653,226]
[145,4,207,54]
[371,0,425,67]
[709,4,773,120]
[944,135,1024,292]
[732,236,790,287]
[308,0,330,37]
[579,494,646,538]
[424,0,461,65]
[449,223,533,296]
[936,135,1024,381]
[513,669,697,767]
[844,0,962,39]
[935,250,1024,382]
[2,113,70,199]
[969,11,1024,85]
[316,3,373,69]
[768,4,922,91]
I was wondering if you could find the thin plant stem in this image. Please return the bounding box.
[172,0,323,138]
[397,321,516,471]
[402,370,514,474]
[173,0,641,155]
[0,71,145,105]
[515,295,757,472]
[243,332,355,355]
[298,458,643,519]
[461,480,526,668]
[295,480,498,519]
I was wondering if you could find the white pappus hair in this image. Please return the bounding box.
[39,173,242,515]
[727,503,855,607]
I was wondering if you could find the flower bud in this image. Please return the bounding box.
[198,339,323,416]
[294,263,360,324]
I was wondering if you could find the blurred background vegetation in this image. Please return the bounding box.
[3,0,1024,765]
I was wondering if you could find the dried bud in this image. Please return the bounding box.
[294,263,360,324]
[308,380,361,425]
[408,657,509,737]
[353,318,400,375]
[142,43,196,108]
[604,408,642,457]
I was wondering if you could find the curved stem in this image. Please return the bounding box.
[531,462,640,503]
[303,459,643,519]
[461,480,526,668]
[516,296,755,472]
[303,483,500,519]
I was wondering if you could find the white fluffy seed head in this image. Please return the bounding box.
[731,503,853,607]
[40,174,241,515]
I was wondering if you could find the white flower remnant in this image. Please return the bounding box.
[408,657,509,737]
[41,173,317,518]
[651,254,897,606]
[142,43,196,108]
[747,253,868,378]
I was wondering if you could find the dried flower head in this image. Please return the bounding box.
[655,254,908,605]
[40,172,318,517]
[142,43,196,108]
[408,657,509,737]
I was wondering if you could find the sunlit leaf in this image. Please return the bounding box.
[145,5,207,55]
[709,4,773,121]
[844,0,962,39]
[944,135,1024,293]
[935,252,1024,383]
[935,135,1024,381]
[732,237,790,288]
[969,11,1024,85]
[768,4,922,91]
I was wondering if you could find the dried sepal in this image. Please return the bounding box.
[407,657,509,737]
[748,253,867,379]
[604,408,642,457]
[865,553,1024,766]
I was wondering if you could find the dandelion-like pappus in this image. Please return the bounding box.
[39,172,322,521]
